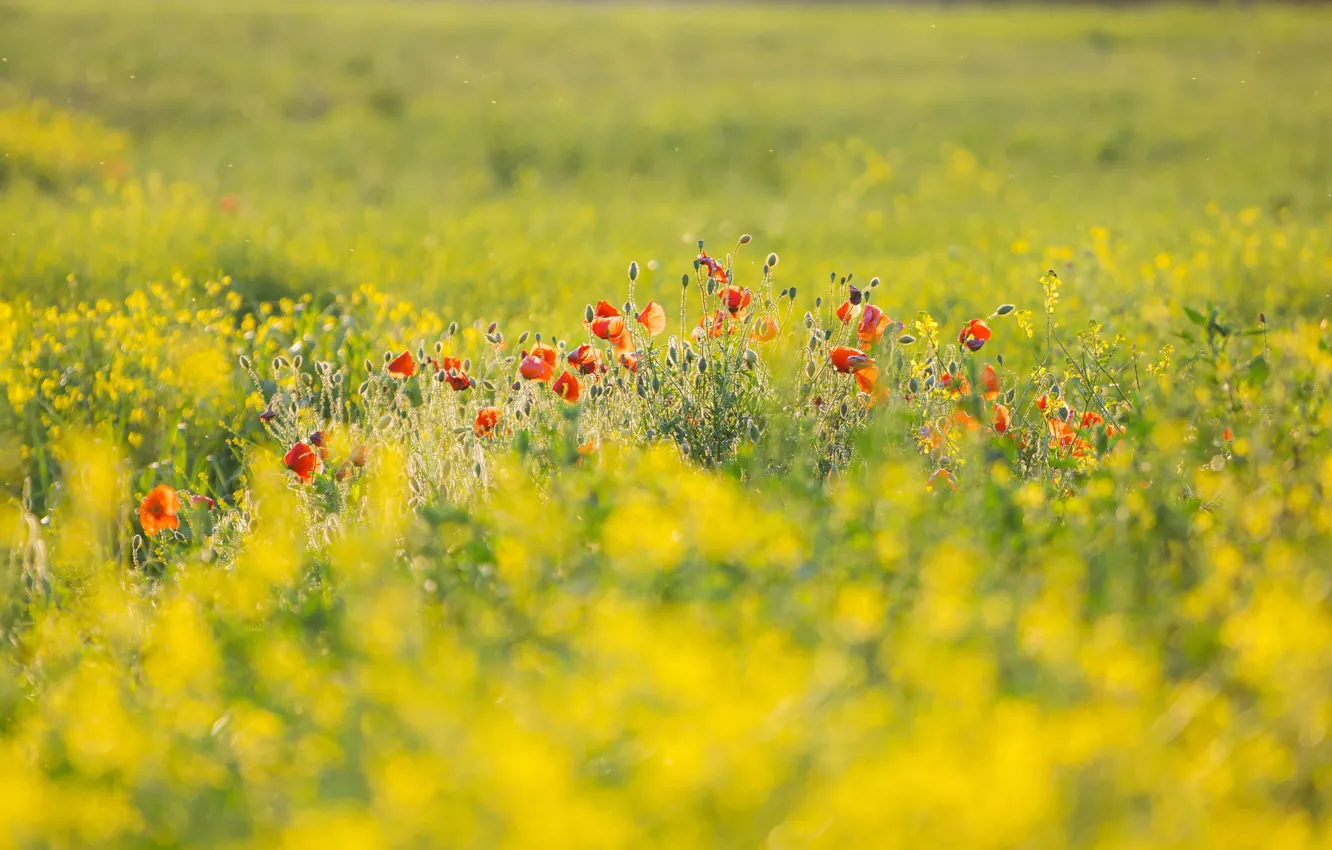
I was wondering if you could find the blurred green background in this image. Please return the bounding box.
[1,1,1329,324]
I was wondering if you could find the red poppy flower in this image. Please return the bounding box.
[138,484,180,536]
[958,319,992,351]
[719,286,752,317]
[475,407,501,438]
[618,350,639,372]
[1036,394,1049,412]
[980,364,1001,401]
[567,343,604,375]
[993,402,1011,435]
[437,355,471,391]
[928,469,959,491]
[836,300,859,325]
[519,343,558,381]
[952,410,980,432]
[1080,411,1104,429]
[857,304,891,346]
[589,315,626,343]
[259,408,277,424]
[637,302,666,337]
[751,316,779,342]
[387,351,417,379]
[577,440,599,455]
[190,494,216,509]
[284,441,323,483]
[697,251,728,285]
[552,370,583,403]
[830,346,879,393]
[308,430,331,460]
[1223,427,1234,442]
[939,372,971,396]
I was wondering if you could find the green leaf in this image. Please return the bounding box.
[1247,356,1270,385]
[1183,306,1206,326]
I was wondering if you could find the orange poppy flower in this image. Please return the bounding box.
[928,469,959,491]
[567,343,604,375]
[939,372,971,396]
[697,309,733,339]
[387,350,417,378]
[309,430,330,459]
[475,407,501,438]
[697,251,728,284]
[980,364,1001,401]
[618,350,640,372]
[552,370,583,403]
[993,402,1011,435]
[1078,411,1103,429]
[284,441,323,483]
[719,286,752,317]
[1223,427,1234,442]
[590,315,626,344]
[751,316,779,342]
[830,346,879,393]
[349,444,368,467]
[577,440,599,455]
[952,409,980,432]
[190,494,216,509]
[637,301,666,337]
[1036,394,1049,411]
[958,319,992,352]
[518,342,558,381]
[138,484,180,536]
[436,355,471,391]
[857,304,891,346]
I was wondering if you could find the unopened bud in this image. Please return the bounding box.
[628,261,639,281]
[739,233,752,245]
[767,253,779,267]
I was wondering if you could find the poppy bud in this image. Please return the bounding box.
[925,376,936,389]
[840,401,849,417]
[511,381,521,391]
[681,274,690,288]
[804,362,815,378]
[481,379,495,390]
[416,346,424,362]
[435,371,447,383]
[995,304,1015,316]
[487,321,498,333]
[940,456,951,467]
[706,279,717,296]
[628,261,639,281]
[333,372,343,385]
[815,297,822,308]
[357,381,369,395]
[474,462,483,479]
[870,277,880,288]
[948,360,959,374]
[764,265,771,276]
[804,312,814,328]
[364,359,374,373]
[448,321,459,336]
[698,356,708,374]
[909,377,920,393]
[517,331,529,345]
[898,334,917,345]
[534,333,542,342]
[767,253,779,267]
[585,304,595,323]
[376,414,393,430]
[239,355,251,369]
[271,357,282,371]
[1259,312,1267,325]
[1051,384,1062,399]
[848,285,862,306]
[748,422,761,442]
[744,348,758,365]
[383,351,393,362]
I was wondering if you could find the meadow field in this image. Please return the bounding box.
[2,1,1332,847]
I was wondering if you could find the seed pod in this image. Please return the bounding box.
[788,285,797,299]
[628,261,639,281]
[995,304,1015,316]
